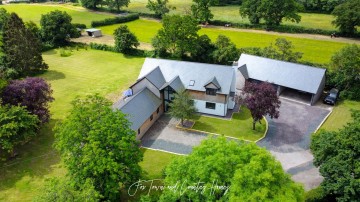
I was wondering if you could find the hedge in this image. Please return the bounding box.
[89,43,115,52]
[209,20,360,38]
[91,13,139,27]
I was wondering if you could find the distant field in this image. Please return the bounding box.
[100,19,348,64]
[0,4,113,26]
[125,0,337,31]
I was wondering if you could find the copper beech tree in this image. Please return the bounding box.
[242,81,281,130]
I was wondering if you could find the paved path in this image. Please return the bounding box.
[141,115,208,154]
[257,99,331,190]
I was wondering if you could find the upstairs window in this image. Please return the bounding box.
[206,88,217,96]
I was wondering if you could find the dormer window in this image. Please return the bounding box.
[206,88,217,95]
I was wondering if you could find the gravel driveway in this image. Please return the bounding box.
[257,98,331,190]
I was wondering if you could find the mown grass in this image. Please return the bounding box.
[191,107,266,141]
[100,19,348,64]
[320,100,360,131]
[0,49,145,201]
[125,0,337,30]
[0,4,113,26]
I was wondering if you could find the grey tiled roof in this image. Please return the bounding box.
[238,54,326,94]
[139,58,235,95]
[113,88,161,130]
[204,76,221,89]
[138,66,166,89]
[160,76,184,92]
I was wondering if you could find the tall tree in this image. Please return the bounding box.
[212,35,239,65]
[159,137,304,201]
[80,0,103,9]
[54,95,143,200]
[0,104,39,157]
[329,44,360,100]
[107,0,130,12]
[40,10,76,47]
[242,81,281,130]
[146,0,174,18]
[0,8,9,32]
[169,89,196,126]
[240,0,301,27]
[1,13,48,79]
[1,77,54,124]
[114,25,139,53]
[152,15,200,58]
[239,0,262,24]
[191,34,216,63]
[191,0,218,23]
[311,110,360,201]
[332,0,360,35]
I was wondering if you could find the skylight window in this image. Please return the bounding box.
[189,80,195,86]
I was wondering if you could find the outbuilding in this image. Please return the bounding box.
[85,28,102,37]
[237,54,326,105]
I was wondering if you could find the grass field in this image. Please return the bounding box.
[0,4,113,26]
[320,100,360,131]
[191,107,266,141]
[0,49,146,201]
[100,19,348,64]
[125,0,337,31]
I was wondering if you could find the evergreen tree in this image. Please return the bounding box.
[1,13,48,79]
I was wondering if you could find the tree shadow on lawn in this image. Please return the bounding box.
[0,119,63,191]
[41,70,66,81]
[42,49,58,55]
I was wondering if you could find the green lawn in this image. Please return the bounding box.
[0,49,145,201]
[320,100,360,131]
[191,107,266,141]
[125,0,337,31]
[100,19,348,64]
[0,4,113,26]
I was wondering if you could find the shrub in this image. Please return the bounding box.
[305,186,327,202]
[91,13,139,27]
[89,43,115,52]
[59,47,73,57]
[72,23,86,29]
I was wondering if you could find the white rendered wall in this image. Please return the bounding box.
[193,99,227,116]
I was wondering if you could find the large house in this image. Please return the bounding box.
[114,54,326,139]
[113,58,237,139]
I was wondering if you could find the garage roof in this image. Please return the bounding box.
[238,54,326,94]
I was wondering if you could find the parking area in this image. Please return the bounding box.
[141,99,331,190]
[257,98,331,190]
[141,114,208,154]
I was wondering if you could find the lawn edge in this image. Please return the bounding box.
[175,116,268,143]
[314,109,333,133]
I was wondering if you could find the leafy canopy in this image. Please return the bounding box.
[240,0,301,27]
[212,35,239,65]
[40,10,76,47]
[159,137,304,201]
[169,89,196,126]
[146,0,174,18]
[311,110,360,201]
[54,95,143,200]
[329,44,360,100]
[191,0,218,23]
[242,81,281,130]
[0,104,39,156]
[332,0,360,35]
[152,15,200,58]
[114,25,140,53]
[1,77,54,124]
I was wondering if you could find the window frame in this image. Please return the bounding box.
[205,102,216,109]
[206,88,217,96]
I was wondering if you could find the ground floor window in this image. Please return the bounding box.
[206,102,216,109]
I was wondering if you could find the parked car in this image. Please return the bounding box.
[323,88,339,105]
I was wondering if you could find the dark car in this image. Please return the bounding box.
[323,88,339,105]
